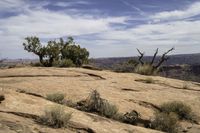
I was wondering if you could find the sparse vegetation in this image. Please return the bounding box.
[112,59,138,73]
[78,90,118,118]
[99,100,118,118]
[46,93,65,104]
[30,62,43,67]
[134,64,157,75]
[39,105,72,128]
[62,99,77,108]
[136,48,174,75]
[58,59,75,67]
[160,101,194,121]
[122,110,141,125]
[145,78,155,83]
[151,112,179,133]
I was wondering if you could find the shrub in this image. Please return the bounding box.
[99,100,118,118]
[112,113,124,121]
[30,62,43,67]
[122,110,141,125]
[39,105,72,128]
[160,101,193,121]
[112,59,138,73]
[59,59,75,67]
[143,78,155,83]
[134,64,157,75]
[151,112,179,133]
[62,99,77,108]
[46,93,65,104]
[82,90,118,118]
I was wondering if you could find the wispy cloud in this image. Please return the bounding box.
[151,2,200,22]
[55,1,91,7]
[119,0,145,16]
[0,2,127,58]
[0,0,200,58]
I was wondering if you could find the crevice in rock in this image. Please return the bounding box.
[121,88,140,92]
[81,72,106,80]
[127,99,161,111]
[16,89,44,98]
[0,95,5,103]
[68,122,96,133]
[0,74,82,78]
[159,83,200,92]
[0,110,40,120]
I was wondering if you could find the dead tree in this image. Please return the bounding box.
[137,49,144,65]
[137,47,174,70]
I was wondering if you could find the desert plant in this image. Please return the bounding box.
[160,101,193,121]
[39,105,72,128]
[122,110,141,125]
[23,36,89,67]
[62,99,77,108]
[61,44,89,67]
[151,112,179,133]
[134,64,157,75]
[46,93,65,104]
[59,59,75,67]
[30,62,43,67]
[112,59,138,73]
[81,90,118,118]
[144,77,155,83]
[99,100,118,118]
[136,48,174,75]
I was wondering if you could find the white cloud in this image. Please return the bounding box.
[0,0,200,58]
[151,2,200,22]
[0,5,127,58]
[55,1,90,7]
[0,0,26,11]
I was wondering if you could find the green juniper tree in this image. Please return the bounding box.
[23,36,89,67]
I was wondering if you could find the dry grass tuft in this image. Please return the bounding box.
[39,105,72,128]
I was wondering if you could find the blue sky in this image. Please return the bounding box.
[0,0,200,59]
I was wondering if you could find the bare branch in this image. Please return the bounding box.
[154,47,174,69]
[150,48,158,65]
[137,49,144,65]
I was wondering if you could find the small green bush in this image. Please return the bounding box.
[31,62,43,67]
[151,112,179,133]
[46,93,65,104]
[134,64,157,75]
[160,101,193,121]
[40,105,72,128]
[59,59,75,67]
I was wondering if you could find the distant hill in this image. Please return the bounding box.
[90,53,200,69]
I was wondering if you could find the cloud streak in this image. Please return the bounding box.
[151,2,200,22]
[0,0,200,58]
